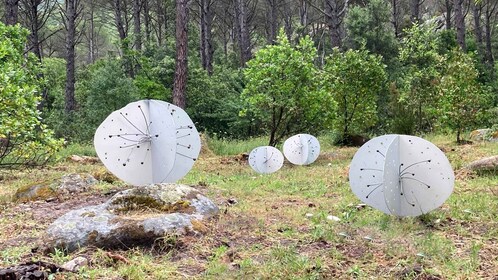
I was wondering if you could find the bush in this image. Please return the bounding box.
[0,23,63,168]
[323,48,386,143]
[242,30,335,146]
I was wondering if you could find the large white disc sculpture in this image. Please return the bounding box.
[349,134,454,217]
[283,134,320,165]
[248,146,284,174]
[94,99,201,185]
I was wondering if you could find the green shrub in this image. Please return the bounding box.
[0,23,63,168]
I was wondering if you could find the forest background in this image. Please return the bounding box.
[1,0,498,165]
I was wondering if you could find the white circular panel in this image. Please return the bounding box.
[349,135,397,214]
[383,135,454,217]
[349,134,454,217]
[248,146,284,174]
[283,134,320,165]
[94,99,201,186]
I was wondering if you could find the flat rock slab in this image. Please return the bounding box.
[43,184,219,253]
[467,155,498,172]
[14,173,97,202]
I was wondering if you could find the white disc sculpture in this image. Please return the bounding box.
[283,134,320,165]
[248,146,284,174]
[349,134,454,217]
[94,99,201,185]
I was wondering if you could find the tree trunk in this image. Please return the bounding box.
[391,0,400,37]
[64,0,77,113]
[87,3,96,64]
[4,0,19,25]
[324,0,344,49]
[410,0,420,23]
[114,0,134,77]
[133,0,142,51]
[266,0,278,44]
[204,0,213,75]
[282,0,292,41]
[473,1,484,59]
[199,0,207,69]
[484,0,497,66]
[156,0,164,45]
[454,0,466,51]
[235,0,252,66]
[445,0,451,29]
[114,0,127,42]
[143,0,151,45]
[172,0,190,109]
[24,0,42,59]
[299,0,308,27]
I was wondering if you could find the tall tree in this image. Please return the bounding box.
[484,0,497,66]
[444,0,451,29]
[61,0,82,113]
[410,0,421,23]
[265,0,279,44]
[345,0,398,61]
[143,0,151,44]
[155,0,165,45]
[299,0,308,27]
[84,0,98,63]
[4,0,19,24]
[133,0,141,51]
[324,0,347,48]
[19,0,57,60]
[454,0,465,51]
[113,0,127,43]
[308,0,348,49]
[281,0,292,40]
[199,0,214,74]
[472,0,484,59]
[172,0,191,108]
[234,0,252,65]
[391,0,400,37]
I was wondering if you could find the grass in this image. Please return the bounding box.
[206,136,268,155]
[0,133,496,279]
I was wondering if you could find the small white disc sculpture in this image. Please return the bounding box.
[349,134,454,217]
[283,134,320,165]
[94,99,201,185]
[248,146,284,174]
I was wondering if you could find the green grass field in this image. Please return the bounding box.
[0,134,496,279]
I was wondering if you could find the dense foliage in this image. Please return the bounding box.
[323,48,387,143]
[0,23,62,168]
[242,32,335,146]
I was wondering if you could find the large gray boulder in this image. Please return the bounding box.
[43,184,219,252]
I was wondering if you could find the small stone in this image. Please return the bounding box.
[356,203,366,210]
[61,256,88,272]
[305,213,314,218]
[327,163,332,166]
[363,235,373,241]
[338,232,350,238]
[326,215,341,222]
[227,198,238,205]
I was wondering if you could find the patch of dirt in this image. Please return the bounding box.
[0,193,109,251]
[220,153,249,165]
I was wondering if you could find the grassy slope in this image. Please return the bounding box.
[0,135,496,279]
